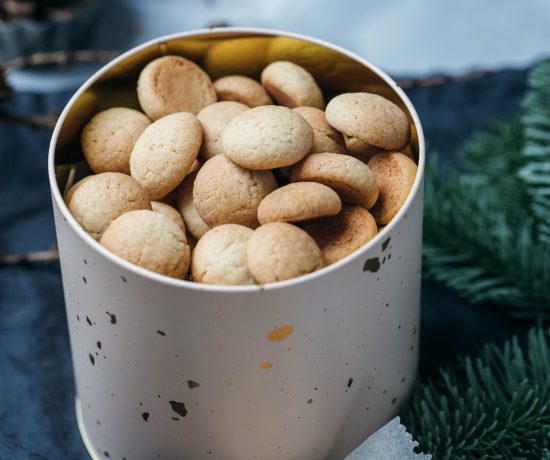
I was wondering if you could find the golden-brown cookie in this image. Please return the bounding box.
[247,222,325,284]
[81,107,151,174]
[137,55,216,120]
[325,93,410,150]
[197,101,249,160]
[222,105,313,170]
[175,171,211,240]
[293,106,344,154]
[100,210,190,279]
[130,112,202,200]
[213,75,272,107]
[301,205,378,264]
[291,153,379,209]
[67,173,151,240]
[261,61,324,109]
[191,224,255,285]
[151,201,187,239]
[257,182,341,225]
[367,152,418,224]
[343,134,384,163]
[193,155,277,228]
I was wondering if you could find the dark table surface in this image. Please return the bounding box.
[0,68,534,459]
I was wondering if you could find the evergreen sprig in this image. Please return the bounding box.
[519,58,550,243]
[422,59,550,318]
[404,327,550,459]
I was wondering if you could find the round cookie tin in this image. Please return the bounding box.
[48,28,425,460]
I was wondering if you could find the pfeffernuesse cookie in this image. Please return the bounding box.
[81,107,151,174]
[261,61,324,109]
[222,105,314,170]
[130,112,202,200]
[257,182,341,225]
[367,152,418,225]
[137,55,217,120]
[301,205,378,264]
[326,92,410,150]
[191,224,255,285]
[343,134,384,163]
[293,106,344,154]
[151,201,187,238]
[214,75,272,107]
[193,154,277,228]
[67,172,151,240]
[175,171,211,239]
[291,153,379,210]
[197,101,249,160]
[247,222,325,284]
[100,210,190,279]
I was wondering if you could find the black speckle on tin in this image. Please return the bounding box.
[169,401,188,418]
[391,397,397,405]
[142,412,150,422]
[82,277,87,284]
[76,315,80,322]
[83,259,87,265]
[121,276,127,283]
[363,257,381,273]
[103,452,110,458]
[86,316,92,326]
[157,330,166,336]
[106,312,117,324]
[382,237,391,251]
[187,380,200,389]
[97,341,102,349]
[89,354,95,365]
[172,417,179,421]
[347,378,353,388]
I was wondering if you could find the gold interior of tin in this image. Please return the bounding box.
[54,31,419,191]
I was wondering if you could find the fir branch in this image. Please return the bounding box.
[404,327,550,459]
[423,152,550,318]
[519,58,550,243]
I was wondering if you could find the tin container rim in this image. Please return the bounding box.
[48,26,426,293]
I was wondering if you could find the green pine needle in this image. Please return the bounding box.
[404,327,550,459]
[422,58,550,317]
[520,58,550,243]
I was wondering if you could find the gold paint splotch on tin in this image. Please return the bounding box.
[267,325,295,342]
[260,361,273,369]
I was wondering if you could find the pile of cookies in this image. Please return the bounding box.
[65,54,417,285]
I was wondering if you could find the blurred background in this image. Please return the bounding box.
[1,0,549,459]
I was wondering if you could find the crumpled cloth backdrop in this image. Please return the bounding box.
[0,70,533,459]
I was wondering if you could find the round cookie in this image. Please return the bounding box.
[64,175,93,205]
[257,182,341,225]
[100,210,190,279]
[325,93,410,150]
[130,112,202,200]
[81,108,151,174]
[175,171,211,240]
[367,152,418,225]
[137,55,217,120]
[247,222,325,284]
[197,101,249,160]
[67,172,151,240]
[261,61,324,109]
[293,107,344,154]
[222,105,313,170]
[193,154,277,228]
[343,134,384,163]
[214,75,272,107]
[191,224,255,285]
[291,153,379,210]
[301,205,378,264]
[151,201,187,238]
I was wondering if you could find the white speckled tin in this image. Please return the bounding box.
[48,28,425,460]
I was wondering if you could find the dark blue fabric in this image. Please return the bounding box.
[0,70,533,459]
